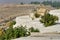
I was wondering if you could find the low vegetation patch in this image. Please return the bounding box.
[0,26,30,40]
[40,13,59,27]
[29,27,40,32]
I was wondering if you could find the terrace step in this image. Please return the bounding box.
[30,32,60,37]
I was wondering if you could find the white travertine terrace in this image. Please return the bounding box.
[13,9,60,33]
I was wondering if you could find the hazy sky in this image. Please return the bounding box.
[0,0,60,4]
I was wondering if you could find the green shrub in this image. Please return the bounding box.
[13,26,30,38]
[0,26,30,40]
[40,13,59,27]
[29,27,40,32]
[33,9,40,18]
[34,13,40,18]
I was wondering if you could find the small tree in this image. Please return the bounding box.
[40,13,59,27]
